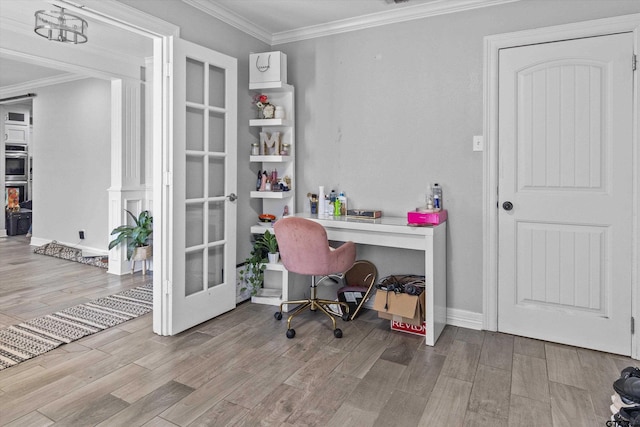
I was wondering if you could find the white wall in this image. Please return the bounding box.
[32,78,111,252]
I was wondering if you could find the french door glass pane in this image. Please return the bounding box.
[208,65,225,108]
[208,201,225,242]
[185,250,204,296]
[186,155,204,199]
[186,58,204,104]
[186,107,204,151]
[208,111,225,153]
[207,245,224,289]
[185,203,203,247]
[208,157,224,198]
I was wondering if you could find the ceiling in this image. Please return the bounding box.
[0,0,152,95]
[0,0,512,94]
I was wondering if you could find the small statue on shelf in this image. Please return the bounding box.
[260,171,267,191]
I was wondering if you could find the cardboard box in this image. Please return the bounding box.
[372,289,425,326]
[250,51,287,84]
[391,319,426,336]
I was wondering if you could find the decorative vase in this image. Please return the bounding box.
[263,104,275,119]
[267,252,279,264]
[132,245,152,260]
[131,245,152,275]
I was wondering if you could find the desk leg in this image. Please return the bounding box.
[428,223,447,346]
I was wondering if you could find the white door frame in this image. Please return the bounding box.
[48,1,181,334]
[483,13,640,358]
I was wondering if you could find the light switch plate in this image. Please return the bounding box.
[473,135,484,151]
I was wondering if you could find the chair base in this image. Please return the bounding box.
[275,275,350,338]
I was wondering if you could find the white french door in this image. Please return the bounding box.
[498,33,634,354]
[156,38,237,335]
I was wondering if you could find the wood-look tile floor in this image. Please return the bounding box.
[0,235,636,426]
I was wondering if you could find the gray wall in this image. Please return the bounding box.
[32,78,111,252]
[277,0,640,314]
[119,0,640,316]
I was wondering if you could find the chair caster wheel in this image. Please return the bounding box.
[286,329,296,339]
[274,312,282,320]
[334,328,343,338]
[342,313,350,321]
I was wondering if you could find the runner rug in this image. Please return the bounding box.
[0,283,153,371]
[33,241,109,269]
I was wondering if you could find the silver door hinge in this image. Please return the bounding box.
[163,171,172,186]
[164,62,172,77]
[632,317,635,334]
[633,54,637,71]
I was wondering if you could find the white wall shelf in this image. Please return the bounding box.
[249,81,296,308]
[249,118,293,127]
[249,82,293,91]
[249,82,295,217]
[250,155,290,162]
[250,191,293,199]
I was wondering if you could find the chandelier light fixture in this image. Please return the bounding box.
[34,8,88,44]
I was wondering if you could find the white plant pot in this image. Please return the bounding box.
[267,252,279,264]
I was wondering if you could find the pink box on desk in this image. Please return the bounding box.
[407,209,447,225]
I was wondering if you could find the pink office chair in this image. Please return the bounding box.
[273,217,356,338]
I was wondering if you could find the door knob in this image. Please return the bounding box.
[226,193,237,202]
[502,201,513,211]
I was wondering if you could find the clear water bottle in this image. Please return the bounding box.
[432,183,443,210]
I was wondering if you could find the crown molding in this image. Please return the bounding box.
[272,0,519,45]
[182,0,272,44]
[0,74,88,98]
[182,0,519,46]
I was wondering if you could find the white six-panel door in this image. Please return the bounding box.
[498,33,634,355]
[158,38,237,335]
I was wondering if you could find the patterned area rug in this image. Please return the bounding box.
[33,241,109,269]
[0,283,152,371]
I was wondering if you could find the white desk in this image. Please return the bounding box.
[250,213,447,346]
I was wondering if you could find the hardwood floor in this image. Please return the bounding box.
[0,235,635,426]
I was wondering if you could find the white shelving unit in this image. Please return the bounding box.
[248,82,298,310]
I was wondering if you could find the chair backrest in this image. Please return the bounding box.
[345,260,377,289]
[274,217,356,276]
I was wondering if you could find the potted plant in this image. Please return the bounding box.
[239,244,267,296]
[108,209,153,261]
[239,230,280,296]
[256,229,279,263]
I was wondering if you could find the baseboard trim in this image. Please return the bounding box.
[447,308,483,330]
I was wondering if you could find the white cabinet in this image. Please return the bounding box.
[4,125,29,145]
[4,108,30,126]
[248,82,297,309]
